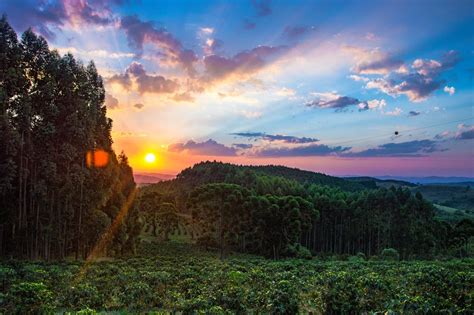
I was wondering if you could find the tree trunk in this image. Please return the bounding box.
[219,208,224,260]
[76,159,84,260]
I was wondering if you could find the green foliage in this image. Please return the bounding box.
[0,242,472,313]
[434,204,474,223]
[137,162,465,259]
[0,17,136,259]
[414,184,474,213]
[381,248,400,261]
[4,281,55,314]
[285,243,312,259]
[186,183,318,259]
[64,283,103,310]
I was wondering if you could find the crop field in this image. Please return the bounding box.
[1,242,473,314]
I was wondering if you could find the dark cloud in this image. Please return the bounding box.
[232,132,263,137]
[343,140,442,157]
[203,45,286,81]
[305,95,362,111]
[104,93,119,109]
[233,143,253,149]
[168,139,237,156]
[231,132,319,143]
[408,110,421,117]
[120,15,179,51]
[243,19,256,30]
[108,62,178,94]
[251,0,272,17]
[455,127,474,140]
[440,50,461,70]
[254,143,350,157]
[0,0,118,39]
[119,15,197,75]
[133,103,144,109]
[282,25,314,40]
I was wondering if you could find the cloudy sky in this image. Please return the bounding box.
[2,0,473,176]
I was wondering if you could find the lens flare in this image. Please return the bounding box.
[86,150,109,168]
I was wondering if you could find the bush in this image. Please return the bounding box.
[120,281,155,310]
[269,279,299,314]
[285,244,312,259]
[348,252,366,262]
[381,248,400,261]
[5,282,55,314]
[64,283,103,309]
[0,266,15,291]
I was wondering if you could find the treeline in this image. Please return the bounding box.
[138,161,473,259]
[0,17,135,260]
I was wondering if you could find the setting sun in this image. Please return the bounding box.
[145,153,156,163]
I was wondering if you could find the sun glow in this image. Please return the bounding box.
[145,153,156,163]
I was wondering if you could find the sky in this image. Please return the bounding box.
[1,0,473,176]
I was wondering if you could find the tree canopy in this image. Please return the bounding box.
[0,16,135,260]
[136,161,470,259]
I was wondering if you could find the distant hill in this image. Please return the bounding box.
[433,204,474,223]
[426,182,474,187]
[345,176,474,214]
[134,172,176,185]
[375,176,474,185]
[345,176,416,189]
[412,184,474,213]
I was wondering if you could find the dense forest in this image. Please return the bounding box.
[136,161,474,260]
[0,16,135,260]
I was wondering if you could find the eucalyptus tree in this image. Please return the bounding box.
[0,17,135,260]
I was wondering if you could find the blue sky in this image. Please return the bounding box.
[1,0,473,176]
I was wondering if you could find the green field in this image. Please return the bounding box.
[434,204,474,223]
[1,242,473,314]
[413,185,474,213]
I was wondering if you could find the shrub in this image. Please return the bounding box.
[64,283,103,309]
[121,281,155,310]
[348,252,366,262]
[269,279,299,314]
[285,244,312,259]
[75,307,98,315]
[5,282,55,314]
[381,248,400,261]
[0,266,15,291]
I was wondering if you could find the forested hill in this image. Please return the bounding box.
[176,161,374,192]
[138,161,473,260]
[246,165,376,191]
[345,176,417,188]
